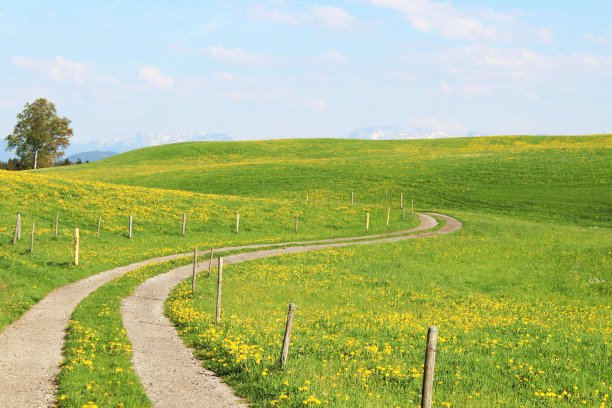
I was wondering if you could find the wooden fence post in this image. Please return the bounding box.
[74,228,80,266]
[216,257,223,324]
[191,248,198,295]
[16,213,21,240]
[128,215,133,239]
[181,213,187,237]
[236,213,240,234]
[96,217,101,238]
[12,214,19,244]
[386,208,391,226]
[279,303,297,369]
[400,193,404,209]
[421,325,438,408]
[30,222,35,253]
[366,212,370,230]
[208,247,214,277]
[55,212,59,238]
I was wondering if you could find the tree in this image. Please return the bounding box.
[5,98,73,169]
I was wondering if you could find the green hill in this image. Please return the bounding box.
[43,135,612,226]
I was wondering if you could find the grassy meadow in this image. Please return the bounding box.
[167,212,610,407]
[1,135,610,406]
[0,170,413,332]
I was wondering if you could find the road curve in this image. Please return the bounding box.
[122,212,462,408]
[0,212,461,407]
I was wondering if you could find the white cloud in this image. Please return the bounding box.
[371,0,556,45]
[310,5,355,30]
[304,97,328,112]
[213,72,235,82]
[317,49,347,65]
[12,56,88,84]
[248,5,297,24]
[203,45,271,65]
[371,0,503,41]
[583,29,612,45]
[138,65,174,88]
[535,26,554,45]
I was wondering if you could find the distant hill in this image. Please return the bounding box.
[67,151,118,163]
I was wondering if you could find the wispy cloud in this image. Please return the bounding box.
[310,5,356,30]
[304,97,328,112]
[248,5,297,24]
[583,29,612,45]
[203,45,273,66]
[372,0,506,41]
[12,56,89,84]
[317,49,347,65]
[138,65,174,88]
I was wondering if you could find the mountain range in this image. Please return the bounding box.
[347,126,486,140]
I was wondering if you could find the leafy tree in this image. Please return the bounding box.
[5,98,73,169]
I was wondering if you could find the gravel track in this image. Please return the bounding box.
[122,212,461,408]
[0,212,461,407]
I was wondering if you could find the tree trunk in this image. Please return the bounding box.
[33,149,38,170]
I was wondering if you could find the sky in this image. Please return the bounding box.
[1,0,611,146]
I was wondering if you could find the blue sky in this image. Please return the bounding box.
[1,0,611,145]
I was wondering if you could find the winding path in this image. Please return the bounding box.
[122,212,461,408]
[0,212,461,407]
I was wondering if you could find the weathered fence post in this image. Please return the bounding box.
[208,247,214,277]
[181,213,186,237]
[191,248,198,295]
[128,215,133,239]
[216,257,223,324]
[73,228,80,266]
[55,212,59,238]
[12,214,19,244]
[386,208,391,226]
[400,193,404,209]
[421,325,438,408]
[16,213,21,240]
[236,213,240,234]
[366,212,370,230]
[295,214,299,232]
[279,303,297,369]
[96,217,101,238]
[30,222,35,253]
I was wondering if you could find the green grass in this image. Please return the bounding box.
[0,170,413,332]
[167,211,611,407]
[55,258,188,407]
[42,136,612,226]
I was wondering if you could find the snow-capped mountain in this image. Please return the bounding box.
[65,132,233,155]
[347,126,448,140]
[347,126,488,140]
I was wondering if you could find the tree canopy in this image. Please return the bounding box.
[5,98,73,169]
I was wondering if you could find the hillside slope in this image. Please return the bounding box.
[42,136,612,226]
